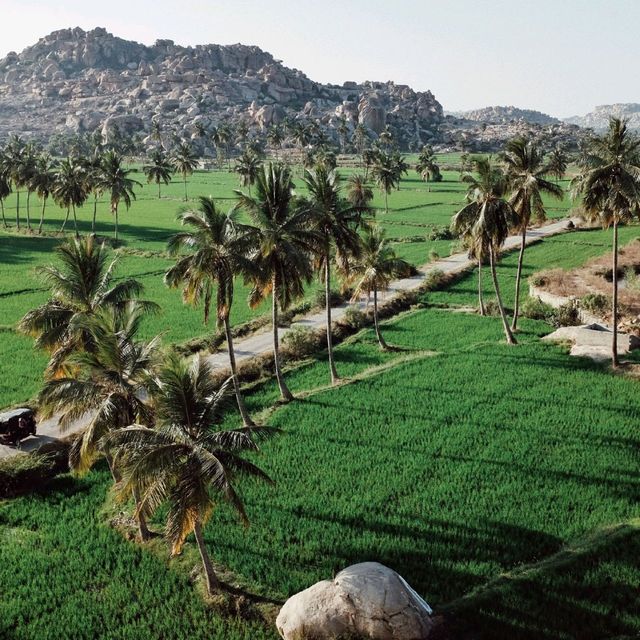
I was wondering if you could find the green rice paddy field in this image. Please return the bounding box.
[2,218,639,639]
[0,160,573,409]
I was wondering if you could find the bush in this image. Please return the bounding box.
[551,300,582,328]
[282,325,321,361]
[423,268,447,292]
[428,226,456,241]
[530,273,549,287]
[314,288,345,309]
[342,306,368,330]
[483,299,503,317]
[429,251,440,262]
[580,293,609,315]
[522,296,555,321]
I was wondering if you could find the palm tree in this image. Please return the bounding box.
[266,125,284,159]
[151,120,164,149]
[235,163,321,402]
[416,145,442,184]
[343,225,410,350]
[571,118,640,367]
[453,157,518,345]
[0,151,13,228]
[143,148,173,199]
[346,174,374,211]
[30,152,57,234]
[96,150,141,242]
[379,126,394,150]
[165,197,256,427]
[18,235,155,377]
[303,167,362,383]
[502,137,563,331]
[4,135,26,229]
[352,124,369,163]
[548,145,569,183]
[102,355,274,594]
[234,149,262,196]
[22,142,38,231]
[371,151,397,214]
[391,152,409,191]
[83,151,104,234]
[38,302,159,541]
[171,142,198,201]
[53,157,87,236]
[336,115,350,154]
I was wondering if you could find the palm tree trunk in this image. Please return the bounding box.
[373,285,388,350]
[384,190,389,214]
[26,191,31,230]
[15,190,20,229]
[223,315,255,426]
[1,198,7,228]
[489,245,517,345]
[38,197,46,234]
[194,520,219,595]
[272,277,294,402]
[60,206,69,233]
[158,181,161,199]
[325,247,339,384]
[478,259,486,316]
[133,486,151,542]
[183,174,188,201]
[92,195,97,233]
[72,203,79,238]
[114,204,119,243]
[612,221,619,368]
[511,227,527,331]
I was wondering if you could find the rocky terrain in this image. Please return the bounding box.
[0,27,443,150]
[563,103,640,131]
[449,105,560,126]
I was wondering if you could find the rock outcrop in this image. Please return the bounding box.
[451,105,560,126]
[0,27,444,149]
[276,562,434,640]
[563,103,640,131]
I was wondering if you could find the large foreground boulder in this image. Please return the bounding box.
[276,562,433,640]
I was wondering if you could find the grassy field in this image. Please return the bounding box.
[2,226,639,639]
[0,160,575,409]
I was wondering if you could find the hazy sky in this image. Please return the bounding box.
[1,0,636,118]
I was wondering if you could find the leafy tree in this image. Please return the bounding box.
[171,142,198,201]
[143,148,173,199]
[236,163,321,401]
[102,356,274,594]
[53,156,87,236]
[503,137,563,331]
[165,196,256,426]
[303,167,362,383]
[30,152,57,234]
[453,157,518,344]
[571,118,640,367]
[18,235,156,377]
[38,302,159,541]
[96,150,141,242]
[342,225,410,350]
[234,149,262,196]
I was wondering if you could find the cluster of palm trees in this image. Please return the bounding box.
[454,117,640,368]
[0,136,139,240]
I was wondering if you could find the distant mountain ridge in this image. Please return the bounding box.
[563,104,640,131]
[448,106,559,126]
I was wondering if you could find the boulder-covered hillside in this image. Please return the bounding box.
[450,105,560,126]
[563,103,640,131]
[0,27,444,148]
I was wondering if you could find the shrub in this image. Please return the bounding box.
[483,299,502,317]
[282,325,321,361]
[428,226,455,241]
[522,296,555,321]
[423,268,447,292]
[530,273,548,287]
[314,288,345,309]
[580,293,609,315]
[429,251,440,262]
[551,300,582,327]
[342,306,368,330]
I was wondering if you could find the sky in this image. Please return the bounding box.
[0,0,637,118]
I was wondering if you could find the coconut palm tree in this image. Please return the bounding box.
[96,150,141,242]
[502,137,563,331]
[336,115,350,154]
[22,142,38,231]
[53,157,87,237]
[0,151,13,229]
[453,156,518,345]
[303,167,363,383]
[18,235,156,377]
[343,225,410,350]
[416,145,442,183]
[571,117,640,367]
[143,148,173,199]
[391,152,409,191]
[30,152,57,234]
[171,142,198,201]
[266,125,284,159]
[346,174,374,211]
[234,149,262,196]
[102,355,274,594]
[548,145,569,183]
[235,163,321,402]
[165,197,256,426]
[4,135,27,229]
[371,151,397,214]
[83,150,104,234]
[379,126,394,150]
[38,302,159,541]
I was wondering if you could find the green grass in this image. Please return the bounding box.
[2,230,639,639]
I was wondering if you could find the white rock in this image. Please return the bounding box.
[276,562,433,640]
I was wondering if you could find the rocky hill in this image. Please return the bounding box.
[0,27,443,149]
[449,105,559,126]
[563,103,640,131]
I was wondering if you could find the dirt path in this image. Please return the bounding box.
[0,218,574,460]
